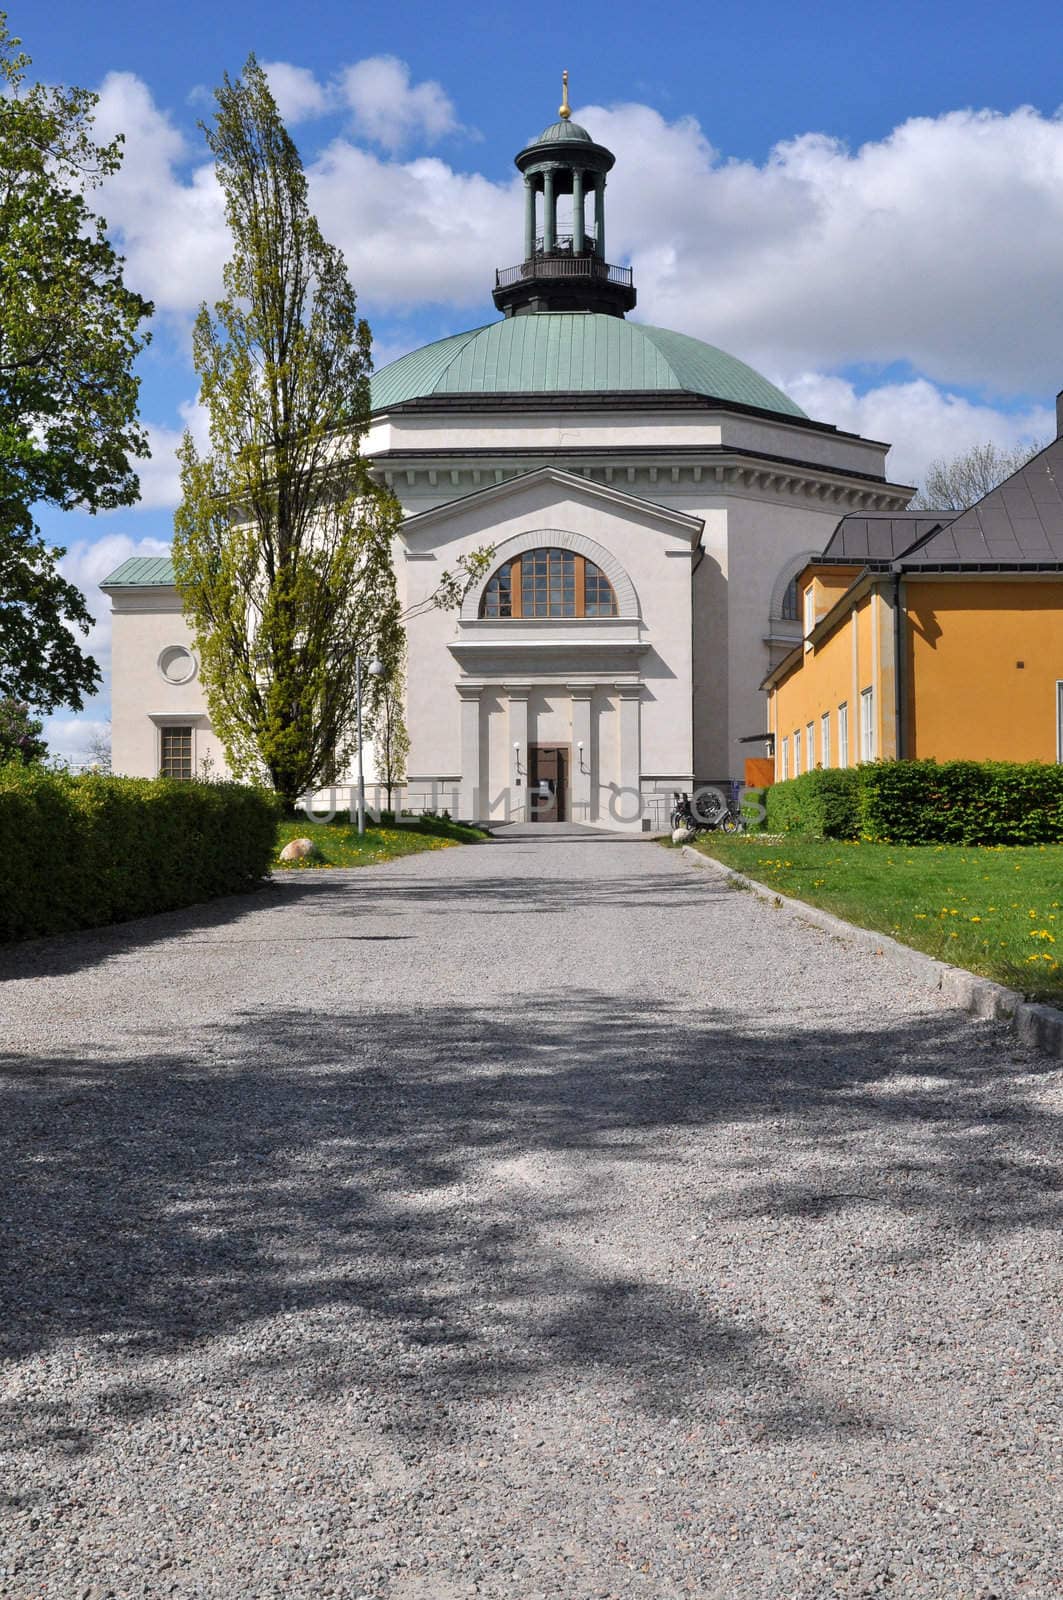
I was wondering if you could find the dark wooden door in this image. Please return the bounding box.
[528,745,567,822]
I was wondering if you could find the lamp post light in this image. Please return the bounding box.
[356,654,385,835]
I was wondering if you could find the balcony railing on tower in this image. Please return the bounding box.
[495,253,634,292]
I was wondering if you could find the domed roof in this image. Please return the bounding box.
[529,118,594,145]
[370,314,805,418]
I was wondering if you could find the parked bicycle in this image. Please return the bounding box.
[670,787,746,835]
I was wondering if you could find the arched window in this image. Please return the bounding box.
[479,549,618,619]
[780,576,800,621]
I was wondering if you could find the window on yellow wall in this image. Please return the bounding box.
[860,687,875,761]
[780,735,789,780]
[793,730,802,777]
[821,711,830,768]
[806,722,815,771]
[838,702,849,767]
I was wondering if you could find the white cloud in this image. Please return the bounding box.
[127,400,210,511]
[338,57,458,152]
[261,61,333,125]
[92,71,227,312]
[308,142,518,307]
[782,374,1055,489]
[44,716,112,769]
[578,100,1063,395]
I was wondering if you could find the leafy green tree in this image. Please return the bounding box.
[174,57,486,805]
[0,696,47,764]
[0,17,152,710]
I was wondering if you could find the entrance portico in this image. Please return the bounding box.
[401,465,702,833]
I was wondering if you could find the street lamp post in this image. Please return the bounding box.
[356,654,385,835]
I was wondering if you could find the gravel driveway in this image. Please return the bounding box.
[2,830,1061,1599]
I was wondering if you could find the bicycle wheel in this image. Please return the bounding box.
[720,812,745,834]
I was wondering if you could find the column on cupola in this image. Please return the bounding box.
[543,168,556,253]
[523,176,536,260]
[594,177,606,258]
[572,168,585,252]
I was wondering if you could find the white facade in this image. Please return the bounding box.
[104,399,911,831]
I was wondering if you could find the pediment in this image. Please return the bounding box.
[400,465,704,543]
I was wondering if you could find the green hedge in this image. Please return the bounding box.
[858,760,1063,845]
[763,760,1063,845]
[764,768,862,838]
[0,766,282,941]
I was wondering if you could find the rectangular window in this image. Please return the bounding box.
[838,702,849,768]
[522,549,575,618]
[160,725,193,780]
[792,729,802,777]
[780,735,789,780]
[821,711,831,768]
[806,722,815,772]
[860,687,875,762]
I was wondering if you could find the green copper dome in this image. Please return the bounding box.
[529,119,594,145]
[370,315,805,418]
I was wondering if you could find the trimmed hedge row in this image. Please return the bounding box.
[0,766,282,941]
[764,760,1063,845]
[764,768,862,839]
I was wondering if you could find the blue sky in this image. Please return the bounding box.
[23,0,1063,756]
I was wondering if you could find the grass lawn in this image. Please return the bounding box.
[684,835,1063,1006]
[276,813,488,869]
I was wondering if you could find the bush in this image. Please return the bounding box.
[764,768,862,838]
[762,760,1063,844]
[858,759,1063,845]
[0,766,282,941]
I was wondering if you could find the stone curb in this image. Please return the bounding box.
[680,844,1063,1061]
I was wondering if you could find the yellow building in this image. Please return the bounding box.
[763,435,1063,778]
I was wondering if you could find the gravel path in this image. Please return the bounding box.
[2,831,1061,1599]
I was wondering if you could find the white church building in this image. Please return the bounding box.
[103,84,913,831]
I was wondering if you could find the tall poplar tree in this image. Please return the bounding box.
[173,58,403,804]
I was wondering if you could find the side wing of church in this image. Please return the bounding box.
[102,81,914,830]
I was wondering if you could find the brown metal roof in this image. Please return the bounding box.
[902,437,1063,567]
[821,510,949,563]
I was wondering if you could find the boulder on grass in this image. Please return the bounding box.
[279,836,316,861]
[672,826,696,844]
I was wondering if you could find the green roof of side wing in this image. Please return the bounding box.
[369,315,805,418]
[100,555,176,586]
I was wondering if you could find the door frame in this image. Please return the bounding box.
[528,742,570,823]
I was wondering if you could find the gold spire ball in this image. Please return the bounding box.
[559,69,571,120]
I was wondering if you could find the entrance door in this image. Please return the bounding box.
[528,745,568,822]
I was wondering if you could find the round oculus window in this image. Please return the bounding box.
[158,645,197,685]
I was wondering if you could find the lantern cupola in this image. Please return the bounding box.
[493,71,636,319]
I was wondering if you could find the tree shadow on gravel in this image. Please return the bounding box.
[0,878,334,983]
[0,862,712,982]
[1,989,1060,1462]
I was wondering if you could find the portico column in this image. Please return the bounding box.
[572,169,585,252]
[618,685,642,827]
[507,688,530,821]
[523,177,536,260]
[458,686,482,822]
[569,688,593,822]
[594,177,606,258]
[543,169,556,253]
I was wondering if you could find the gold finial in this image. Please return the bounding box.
[559,69,571,120]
